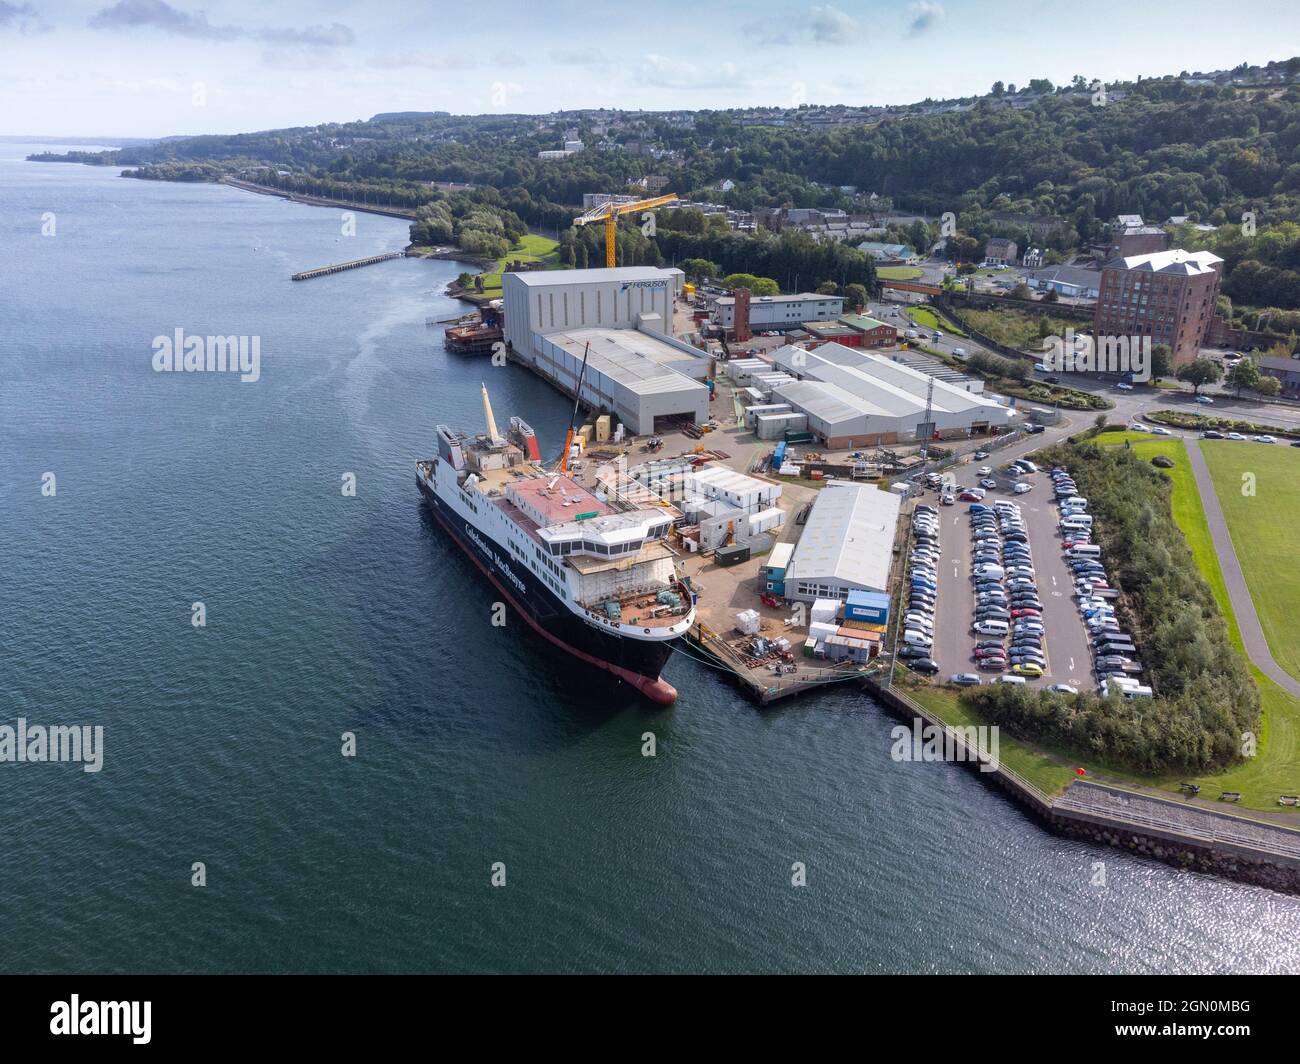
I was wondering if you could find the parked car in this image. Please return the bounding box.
[1046,683,1078,695]
[1013,482,1032,494]
[950,674,981,686]
[908,658,940,674]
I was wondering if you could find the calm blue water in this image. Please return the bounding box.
[2,144,1299,974]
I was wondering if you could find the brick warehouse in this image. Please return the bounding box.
[1093,249,1223,367]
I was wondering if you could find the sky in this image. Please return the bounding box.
[1,0,1298,139]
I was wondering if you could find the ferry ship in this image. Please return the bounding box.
[416,385,695,704]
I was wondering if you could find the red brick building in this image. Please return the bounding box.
[836,314,898,347]
[1093,249,1223,367]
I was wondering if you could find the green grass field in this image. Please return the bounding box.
[877,265,923,280]
[1200,441,1300,683]
[472,233,561,298]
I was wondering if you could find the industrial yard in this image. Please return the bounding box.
[472,262,1055,703]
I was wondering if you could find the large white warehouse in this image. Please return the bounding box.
[769,343,1011,447]
[503,266,683,349]
[784,482,901,602]
[527,328,709,436]
[501,267,706,435]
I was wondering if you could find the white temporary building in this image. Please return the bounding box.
[785,482,901,602]
[687,465,783,516]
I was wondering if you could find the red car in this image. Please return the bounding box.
[974,647,1005,658]
[1011,608,1042,618]
[978,658,1008,670]
[958,490,983,502]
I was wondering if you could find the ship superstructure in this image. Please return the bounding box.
[416,386,694,703]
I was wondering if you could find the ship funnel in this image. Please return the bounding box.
[481,382,504,447]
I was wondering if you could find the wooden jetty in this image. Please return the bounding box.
[291,251,405,282]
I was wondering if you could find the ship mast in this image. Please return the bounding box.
[481,382,505,447]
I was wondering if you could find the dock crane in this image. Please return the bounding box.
[573,193,679,268]
[557,342,592,474]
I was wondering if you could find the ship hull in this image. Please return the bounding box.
[418,475,679,703]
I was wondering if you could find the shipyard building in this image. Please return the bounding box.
[784,482,901,602]
[502,266,705,435]
[768,342,1012,447]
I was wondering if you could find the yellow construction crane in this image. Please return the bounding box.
[573,193,679,268]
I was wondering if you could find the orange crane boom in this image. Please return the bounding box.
[573,193,679,268]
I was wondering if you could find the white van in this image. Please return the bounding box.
[1061,516,1093,530]
[973,620,1010,636]
[1123,686,1154,699]
[903,629,932,647]
[1062,496,1088,508]
[1068,544,1102,558]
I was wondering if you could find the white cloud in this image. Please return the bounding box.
[809,5,858,43]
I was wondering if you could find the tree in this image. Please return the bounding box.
[1176,358,1223,394]
[1255,375,1281,396]
[1226,357,1261,396]
[1150,344,1173,381]
[722,273,779,296]
[991,81,1005,98]
[816,280,840,295]
[680,258,718,280]
[1042,288,1059,303]
[844,283,869,310]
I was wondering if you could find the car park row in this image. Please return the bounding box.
[1049,465,1153,699]
[959,457,1054,687]
[900,504,942,675]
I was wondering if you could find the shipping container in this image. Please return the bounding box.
[715,543,752,566]
[845,589,891,626]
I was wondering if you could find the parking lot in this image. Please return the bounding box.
[918,465,1093,689]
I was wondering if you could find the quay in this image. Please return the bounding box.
[291,251,405,281]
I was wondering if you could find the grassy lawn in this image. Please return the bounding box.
[1093,429,1161,446]
[904,683,1079,796]
[877,265,924,280]
[471,233,561,298]
[906,305,968,337]
[1200,441,1300,683]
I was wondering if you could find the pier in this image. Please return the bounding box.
[291,251,405,282]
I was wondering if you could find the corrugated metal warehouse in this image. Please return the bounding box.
[530,328,709,435]
[770,342,1011,447]
[502,266,709,435]
[784,482,901,602]
[503,266,683,348]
